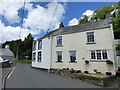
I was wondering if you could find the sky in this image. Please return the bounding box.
[0,1,117,43]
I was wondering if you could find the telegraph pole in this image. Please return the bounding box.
[16,0,26,60]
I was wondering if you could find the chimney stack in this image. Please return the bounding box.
[5,45,9,49]
[104,11,110,19]
[59,22,64,28]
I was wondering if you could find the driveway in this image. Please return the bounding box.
[5,64,102,88]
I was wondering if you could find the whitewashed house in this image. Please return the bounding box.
[32,13,117,75]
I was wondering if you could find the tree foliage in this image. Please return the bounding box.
[2,33,33,60]
[79,2,120,39]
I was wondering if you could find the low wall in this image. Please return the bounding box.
[49,69,116,87]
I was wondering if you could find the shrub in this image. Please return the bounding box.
[106,60,113,65]
[85,60,89,64]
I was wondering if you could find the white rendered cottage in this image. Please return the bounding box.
[32,14,117,75]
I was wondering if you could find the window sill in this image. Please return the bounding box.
[90,60,107,62]
[56,61,63,63]
[69,61,77,63]
[56,45,63,47]
[86,42,96,44]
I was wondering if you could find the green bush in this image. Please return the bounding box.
[85,60,89,64]
[106,60,113,65]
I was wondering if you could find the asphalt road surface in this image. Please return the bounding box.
[5,64,103,88]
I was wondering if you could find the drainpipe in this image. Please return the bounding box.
[48,35,53,73]
[110,24,117,75]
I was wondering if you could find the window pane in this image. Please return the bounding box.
[87,32,94,43]
[33,42,36,51]
[96,50,101,60]
[102,50,108,59]
[57,36,62,46]
[70,51,76,62]
[57,51,62,62]
[91,51,96,59]
[38,52,41,62]
[38,40,42,50]
[33,53,36,61]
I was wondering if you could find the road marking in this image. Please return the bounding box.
[7,65,17,79]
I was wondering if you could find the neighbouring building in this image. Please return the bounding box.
[32,14,117,75]
[115,39,120,69]
[0,45,14,64]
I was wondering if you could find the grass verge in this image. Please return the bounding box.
[13,59,31,64]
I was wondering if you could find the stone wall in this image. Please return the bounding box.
[49,69,116,87]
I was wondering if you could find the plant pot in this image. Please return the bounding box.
[77,70,81,73]
[106,72,112,75]
[71,70,74,73]
[84,71,89,74]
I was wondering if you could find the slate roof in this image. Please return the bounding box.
[0,48,14,56]
[37,18,112,41]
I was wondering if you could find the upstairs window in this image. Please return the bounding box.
[32,52,36,61]
[69,51,76,62]
[57,36,62,46]
[90,50,108,61]
[38,51,42,62]
[38,40,42,50]
[56,51,62,62]
[87,32,95,43]
[33,42,36,51]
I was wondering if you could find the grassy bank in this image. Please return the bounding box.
[13,59,31,64]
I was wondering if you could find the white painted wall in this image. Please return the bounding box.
[32,37,51,69]
[51,26,116,75]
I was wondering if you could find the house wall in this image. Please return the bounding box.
[32,37,51,69]
[51,26,116,75]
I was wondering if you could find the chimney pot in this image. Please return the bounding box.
[59,22,64,28]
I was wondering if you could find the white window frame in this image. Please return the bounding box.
[86,32,95,43]
[38,51,42,62]
[69,51,77,62]
[38,40,42,50]
[56,51,63,62]
[33,42,36,51]
[90,50,108,61]
[56,36,62,46]
[32,52,36,62]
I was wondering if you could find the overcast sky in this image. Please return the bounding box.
[0,0,117,43]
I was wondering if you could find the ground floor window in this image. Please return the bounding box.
[38,51,42,62]
[90,50,108,61]
[69,51,76,62]
[56,51,62,62]
[33,52,36,61]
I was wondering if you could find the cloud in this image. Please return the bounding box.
[0,2,66,42]
[0,20,36,43]
[83,10,94,16]
[81,10,94,21]
[0,1,33,24]
[23,2,66,32]
[68,18,79,26]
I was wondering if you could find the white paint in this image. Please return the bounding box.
[7,65,17,79]
[32,37,51,69]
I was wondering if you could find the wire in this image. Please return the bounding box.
[16,0,26,60]
[19,0,26,38]
[47,0,59,33]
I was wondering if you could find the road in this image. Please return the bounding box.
[5,64,102,88]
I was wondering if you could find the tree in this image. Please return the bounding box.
[2,33,33,60]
